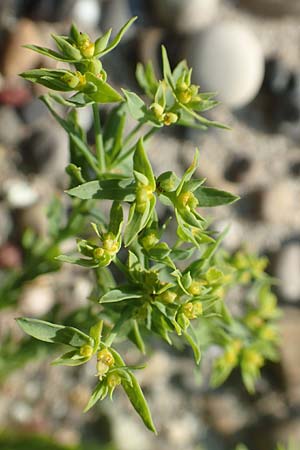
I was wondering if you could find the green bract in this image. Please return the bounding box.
[11,17,281,434]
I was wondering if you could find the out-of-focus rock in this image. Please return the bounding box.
[0,204,12,245]
[152,0,220,33]
[101,0,133,40]
[262,181,300,226]
[224,155,252,183]
[279,308,300,404]
[72,0,102,29]
[189,23,265,109]
[0,84,32,107]
[20,0,75,22]
[18,97,48,125]
[239,0,300,17]
[204,392,251,435]
[4,179,39,208]
[19,124,69,182]
[1,19,43,76]
[14,201,49,238]
[275,242,300,303]
[0,106,24,147]
[20,276,55,317]
[0,242,22,269]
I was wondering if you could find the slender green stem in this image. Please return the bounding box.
[113,127,157,168]
[92,103,106,172]
[123,122,143,147]
[113,256,130,276]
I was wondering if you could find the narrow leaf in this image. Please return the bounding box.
[97,17,137,57]
[17,318,92,347]
[99,288,142,304]
[66,179,135,201]
[122,372,157,433]
[194,187,239,207]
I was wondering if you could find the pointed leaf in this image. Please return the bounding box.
[84,381,107,412]
[95,28,112,54]
[51,350,88,366]
[85,73,123,103]
[194,187,239,207]
[122,371,157,433]
[99,288,142,304]
[97,17,137,57]
[17,318,93,347]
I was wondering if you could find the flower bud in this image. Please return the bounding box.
[107,372,122,388]
[177,191,198,210]
[87,58,102,75]
[136,184,154,213]
[242,348,264,369]
[96,360,109,379]
[177,89,192,104]
[62,73,80,89]
[78,33,95,58]
[182,301,203,319]
[80,344,93,358]
[150,102,164,120]
[141,231,159,250]
[97,348,115,367]
[103,233,119,255]
[156,171,178,193]
[93,247,105,260]
[187,280,204,296]
[158,290,177,304]
[163,112,178,126]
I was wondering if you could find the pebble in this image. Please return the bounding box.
[0,204,12,245]
[239,0,300,17]
[263,58,291,95]
[101,0,133,40]
[275,242,300,303]
[0,106,24,147]
[152,0,220,33]
[1,19,43,76]
[20,123,69,181]
[20,277,55,316]
[20,0,75,22]
[224,155,252,183]
[72,0,102,29]
[189,22,265,109]
[4,179,39,208]
[14,201,49,238]
[279,308,300,404]
[0,242,22,269]
[262,181,300,226]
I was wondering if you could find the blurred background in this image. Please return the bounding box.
[0,0,300,449]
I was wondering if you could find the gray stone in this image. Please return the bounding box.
[189,22,265,109]
[152,0,220,33]
[20,122,69,182]
[275,242,300,303]
[239,0,300,17]
[0,106,24,147]
[1,19,43,76]
[279,308,300,404]
[0,204,11,245]
[101,0,133,40]
[20,276,55,317]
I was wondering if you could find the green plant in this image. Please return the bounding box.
[12,18,281,433]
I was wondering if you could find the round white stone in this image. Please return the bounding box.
[72,0,101,29]
[154,0,220,33]
[190,22,265,108]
